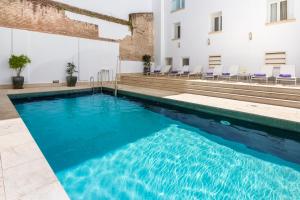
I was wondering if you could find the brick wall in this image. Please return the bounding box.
[119,13,154,61]
[0,0,99,39]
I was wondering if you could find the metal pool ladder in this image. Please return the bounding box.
[97,69,113,94]
[90,76,95,94]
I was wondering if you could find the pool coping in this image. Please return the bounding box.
[0,85,300,199]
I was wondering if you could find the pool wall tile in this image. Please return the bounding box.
[116,89,300,133]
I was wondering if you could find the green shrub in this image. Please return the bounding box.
[66,62,78,77]
[142,54,151,68]
[9,55,31,77]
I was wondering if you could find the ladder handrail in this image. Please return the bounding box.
[90,76,95,94]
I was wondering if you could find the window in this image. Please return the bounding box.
[280,1,288,20]
[182,58,190,66]
[172,0,185,12]
[211,12,222,32]
[174,23,181,40]
[268,0,288,23]
[209,55,222,68]
[165,57,173,66]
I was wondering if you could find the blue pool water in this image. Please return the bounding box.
[13,92,300,200]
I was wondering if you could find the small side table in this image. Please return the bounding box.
[237,73,251,82]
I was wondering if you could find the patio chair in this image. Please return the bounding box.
[158,65,172,76]
[276,65,297,85]
[251,65,274,83]
[177,65,190,77]
[203,65,223,80]
[168,66,182,77]
[181,65,203,78]
[220,65,240,80]
[151,65,162,76]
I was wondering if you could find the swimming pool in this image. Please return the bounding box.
[12,92,300,200]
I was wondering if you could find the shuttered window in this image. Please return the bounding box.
[268,0,289,23]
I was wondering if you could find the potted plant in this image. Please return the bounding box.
[9,54,31,89]
[66,62,78,87]
[142,54,151,75]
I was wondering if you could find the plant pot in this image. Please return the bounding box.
[143,67,151,75]
[66,76,77,87]
[12,76,24,89]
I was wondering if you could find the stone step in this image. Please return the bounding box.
[121,78,300,101]
[122,75,300,95]
[120,75,300,108]
[185,88,300,109]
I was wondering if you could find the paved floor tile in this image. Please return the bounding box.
[3,159,57,200]
[20,182,69,200]
[1,142,44,170]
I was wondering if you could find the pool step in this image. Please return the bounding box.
[120,75,300,108]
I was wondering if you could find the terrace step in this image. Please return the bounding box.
[120,75,300,108]
[122,75,300,94]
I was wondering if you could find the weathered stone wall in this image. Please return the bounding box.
[119,13,154,61]
[0,0,99,39]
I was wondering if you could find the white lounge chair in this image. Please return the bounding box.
[203,65,223,80]
[168,66,182,77]
[251,65,274,83]
[177,65,190,77]
[220,65,240,80]
[151,65,162,76]
[181,65,203,78]
[276,65,297,85]
[157,65,172,76]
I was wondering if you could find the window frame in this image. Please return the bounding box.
[173,22,181,40]
[171,0,185,12]
[165,57,173,66]
[267,0,288,23]
[182,57,190,66]
[210,12,223,33]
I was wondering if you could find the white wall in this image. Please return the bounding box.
[154,0,300,76]
[153,0,165,66]
[54,0,153,73]
[0,27,119,85]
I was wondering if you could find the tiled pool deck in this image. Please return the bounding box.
[0,84,300,199]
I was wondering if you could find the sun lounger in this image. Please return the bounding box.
[203,65,223,80]
[157,65,172,76]
[168,66,182,77]
[276,65,297,85]
[181,65,203,78]
[220,65,239,80]
[151,65,163,76]
[251,65,273,83]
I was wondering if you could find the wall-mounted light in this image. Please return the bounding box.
[249,32,253,41]
[207,38,211,46]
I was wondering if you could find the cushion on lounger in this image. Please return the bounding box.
[183,71,190,74]
[154,70,161,73]
[279,74,292,78]
[206,72,213,75]
[171,71,179,74]
[254,73,266,77]
[222,73,230,76]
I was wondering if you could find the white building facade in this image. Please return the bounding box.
[153,0,300,76]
